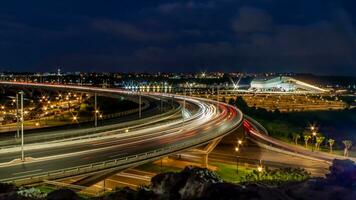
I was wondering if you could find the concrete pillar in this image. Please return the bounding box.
[202,154,209,168]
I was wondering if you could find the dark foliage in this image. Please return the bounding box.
[47,189,80,200]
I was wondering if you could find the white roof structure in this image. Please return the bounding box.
[249,76,328,93]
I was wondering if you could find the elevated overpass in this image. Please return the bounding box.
[0,82,243,185]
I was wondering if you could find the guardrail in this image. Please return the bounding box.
[243,115,269,135]
[0,104,182,152]
[0,106,243,185]
[0,82,243,185]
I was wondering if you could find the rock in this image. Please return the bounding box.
[199,183,289,200]
[151,166,222,199]
[47,189,80,200]
[0,183,17,194]
[102,187,136,200]
[326,159,356,188]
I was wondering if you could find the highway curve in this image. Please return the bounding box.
[243,116,356,164]
[0,82,243,185]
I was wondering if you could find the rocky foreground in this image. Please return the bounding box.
[1,159,355,200]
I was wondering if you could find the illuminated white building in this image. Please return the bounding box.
[249,76,328,93]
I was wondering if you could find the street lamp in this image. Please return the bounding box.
[139,89,142,119]
[235,146,239,174]
[94,93,98,127]
[310,126,315,132]
[18,91,25,162]
[257,160,263,173]
[235,139,243,174]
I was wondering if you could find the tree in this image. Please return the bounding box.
[304,135,311,148]
[221,96,226,103]
[293,134,301,145]
[342,140,352,157]
[328,139,335,153]
[235,96,249,112]
[315,136,325,150]
[228,97,235,105]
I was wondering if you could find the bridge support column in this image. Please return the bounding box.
[182,137,223,169]
[201,154,208,168]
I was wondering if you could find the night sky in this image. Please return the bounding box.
[1,0,356,75]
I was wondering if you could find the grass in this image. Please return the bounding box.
[35,185,91,199]
[212,162,253,183]
[135,161,255,184]
[35,186,56,194]
[135,162,181,174]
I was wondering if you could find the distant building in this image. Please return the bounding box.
[249,76,328,93]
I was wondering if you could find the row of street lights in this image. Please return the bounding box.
[235,138,263,175]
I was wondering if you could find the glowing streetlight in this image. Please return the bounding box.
[235,147,239,152]
[257,166,263,173]
[310,126,315,131]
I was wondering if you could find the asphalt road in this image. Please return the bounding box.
[0,82,243,182]
[243,118,356,166]
[0,95,178,146]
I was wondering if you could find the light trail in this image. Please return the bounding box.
[0,82,243,185]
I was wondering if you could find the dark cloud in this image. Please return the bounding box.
[232,7,273,33]
[157,1,216,14]
[91,19,173,42]
[0,0,355,75]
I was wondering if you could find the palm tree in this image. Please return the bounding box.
[304,135,311,148]
[315,136,325,150]
[293,134,301,145]
[342,140,352,157]
[328,139,335,153]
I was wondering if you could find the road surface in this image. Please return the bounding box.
[0,82,243,185]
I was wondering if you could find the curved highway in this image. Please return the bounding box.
[243,116,356,163]
[0,82,243,185]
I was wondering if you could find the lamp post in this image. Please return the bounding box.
[235,146,239,174]
[217,85,220,102]
[312,131,317,152]
[139,90,142,118]
[235,139,243,174]
[94,93,98,127]
[160,82,164,112]
[257,162,263,173]
[19,91,24,162]
[16,93,19,138]
[182,86,186,125]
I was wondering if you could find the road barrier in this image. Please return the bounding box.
[0,104,243,185]
[0,104,182,153]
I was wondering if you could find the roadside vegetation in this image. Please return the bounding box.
[228,96,356,155]
[2,159,354,200]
